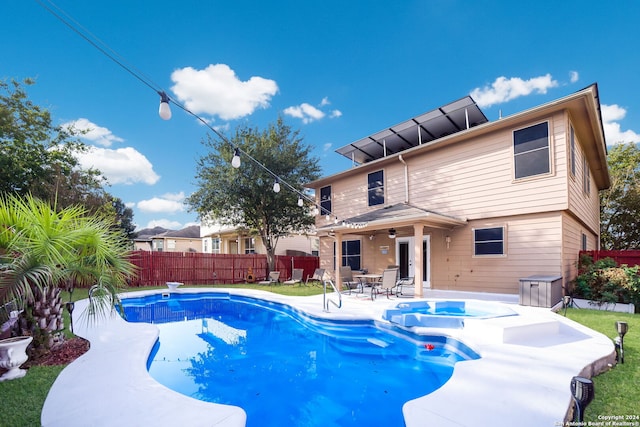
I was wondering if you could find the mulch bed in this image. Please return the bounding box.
[0,337,89,376]
[31,337,90,366]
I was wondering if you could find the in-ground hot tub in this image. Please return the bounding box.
[382,300,518,328]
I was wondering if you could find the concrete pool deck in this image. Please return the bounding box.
[41,288,615,427]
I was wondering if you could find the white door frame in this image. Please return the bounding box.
[396,236,431,288]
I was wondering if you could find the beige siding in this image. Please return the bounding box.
[562,212,598,292]
[567,117,601,234]
[431,213,563,294]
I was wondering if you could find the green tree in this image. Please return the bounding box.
[0,78,84,198]
[0,78,136,238]
[600,142,640,249]
[187,117,321,271]
[111,196,137,240]
[0,194,136,355]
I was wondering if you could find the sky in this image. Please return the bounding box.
[3,1,640,231]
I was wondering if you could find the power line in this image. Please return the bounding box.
[34,0,354,226]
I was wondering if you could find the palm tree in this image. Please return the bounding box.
[0,194,135,354]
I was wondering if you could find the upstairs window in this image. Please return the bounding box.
[570,125,576,176]
[474,227,505,256]
[583,157,591,195]
[368,170,384,206]
[320,185,332,216]
[514,122,550,179]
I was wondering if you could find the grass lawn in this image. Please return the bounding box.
[0,286,636,426]
[564,308,639,421]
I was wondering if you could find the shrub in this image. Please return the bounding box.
[572,254,640,312]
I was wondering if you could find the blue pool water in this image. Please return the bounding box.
[120,292,479,427]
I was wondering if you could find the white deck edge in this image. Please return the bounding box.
[41,288,615,427]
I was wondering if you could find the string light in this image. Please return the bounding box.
[158,91,171,120]
[36,0,372,230]
[231,148,241,169]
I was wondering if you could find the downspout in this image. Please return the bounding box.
[398,154,409,204]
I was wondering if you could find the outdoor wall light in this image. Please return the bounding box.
[570,376,594,422]
[65,301,75,334]
[273,179,281,193]
[615,321,628,364]
[231,148,241,168]
[158,91,172,120]
[388,228,396,239]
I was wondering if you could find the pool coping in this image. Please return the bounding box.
[41,288,615,427]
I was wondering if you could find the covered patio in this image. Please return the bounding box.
[318,203,467,297]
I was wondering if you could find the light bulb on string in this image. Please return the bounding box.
[297,197,304,207]
[273,179,281,193]
[231,148,241,168]
[158,91,172,120]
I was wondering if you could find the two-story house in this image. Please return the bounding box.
[307,84,609,298]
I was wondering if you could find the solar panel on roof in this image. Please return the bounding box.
[336,96,488,164]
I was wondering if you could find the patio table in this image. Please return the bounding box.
[353,274,382,299]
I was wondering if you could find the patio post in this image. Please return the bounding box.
[335,232,343,290]
[413,224,424,297]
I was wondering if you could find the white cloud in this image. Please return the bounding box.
[470,74,559,108]
[601,104,640,145]
[145,219,184,229]
[161,191,186,202]
[170,64,278,121]
[569,71,579,83]
[137,193,185,214]
[74,146,160,185]
[323,143,332,152]
[284,97,342,123]
[284,103,325,124]
[62,118,124,147]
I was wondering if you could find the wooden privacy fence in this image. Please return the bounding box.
[580,250,640,267]
[127,251,319,286]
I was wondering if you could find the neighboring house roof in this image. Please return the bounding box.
[134,226,170,241]
[336,96,488,164]
[161,225,200,239]
[318,203,466,233]
[133,226,201,241]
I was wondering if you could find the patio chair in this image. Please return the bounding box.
[340,266,362,294]
[283,268,304,285]
[305,268,325,286]
[258,271,280,285]
[371,268,400,300]
[396,276,415,297]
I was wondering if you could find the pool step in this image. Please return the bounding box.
[465,316,560,344]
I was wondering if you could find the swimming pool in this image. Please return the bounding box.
[120,292,479,427]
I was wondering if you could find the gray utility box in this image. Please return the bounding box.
[519,275,563,308]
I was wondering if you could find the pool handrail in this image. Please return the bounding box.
[323,279,342,312]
